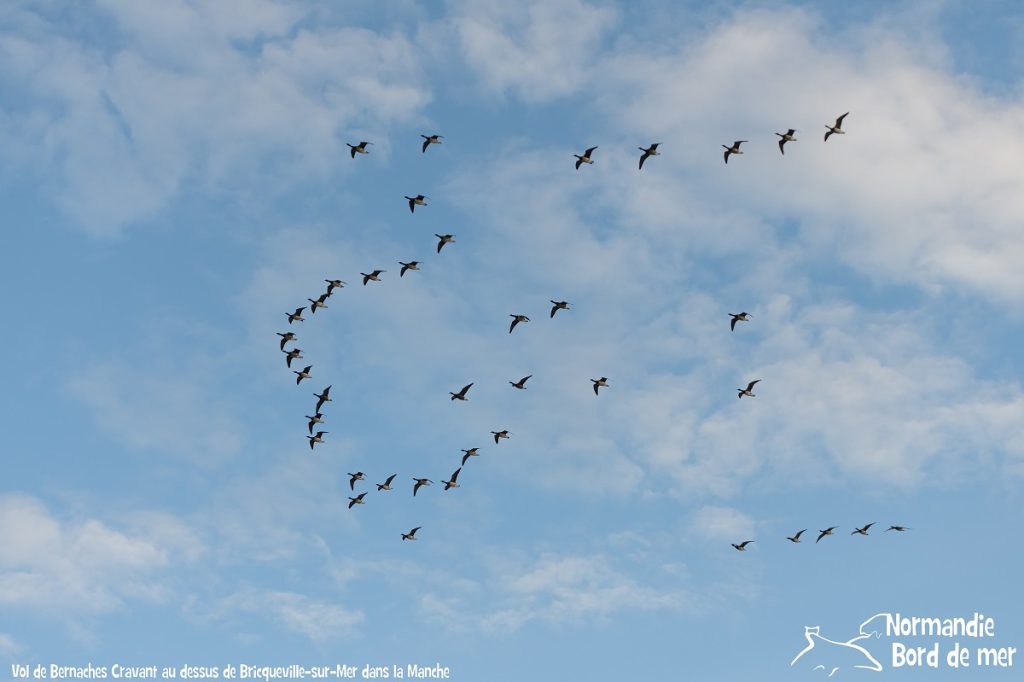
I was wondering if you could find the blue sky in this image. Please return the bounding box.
[3,1,1024,679]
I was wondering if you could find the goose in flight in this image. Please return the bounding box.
[787,529,807,543]
[287,307,306,324]
[421,134,443,153]
[591,377,609,395]
[443,467,461,490]
[307,430,328,450]
[277,331,297,350]
[550,300,570,318]
[405,194,428,213]
[722,140,747,164]
[737,379,760,398]
[509,314,530,333]
[307,294,329,313]
[730,312,751,331]
[885,525,910,532]
[314,385,332,412]
[305,413,324,434]
[816,527,838,543]
[492,430,510,444]
[348,492,367,509]
[402,526,421,541]
[732,540,754,551]
[574,146,598,170]
[435,234,455,253]
[824,112,849,141]
[413,477,433,497]
[347,141,372,158]
[324,279,346,295]
[399,261,420,277]
[450,383,473,401]
[638,143,660,170]
[283,347,303,368]
[293,365,313,385]
[510,375,532,390]
[348,472,365,490]
[361,270,385,285]
[460,447,480,465]
[376,474,397,492]
[852,523,876,536]
[776,129,797,155]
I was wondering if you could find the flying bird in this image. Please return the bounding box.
[450,383,473,401]
[737,379,761,398]
[421,134,443,153]
[435,234,455,253]
[492,430,510,444]
[307,294,329,313]
[314,385,332,412]
[574,146,598,170]
[399,261,420,277]
[402,526,421,541]
[824,112,849,141]
[307,430,328,450]
[347,141,372,158]
[722,140,747,164]
[816,527,838,543]
[460,447,480,465]
[549,300,570,318]
[413,477,433,496]
[443,467,461,490]
[732,540,754,551]
[305,413,324,434]
[376,474,397,492]
[405,195,428,213]
[361,270,385,285]
[293,365,313,385]
[852,523,876,536]
[277,332,296,350]
[730,312,751,331]
[638,143,660,170]
[348,492,367,509]
[286,307,306,324]
[886,525,910,532]
[283,347,303,368]
[509,375,532,390]
[787,529,807,543]
[509,314,530,333]
[324,279,346,295]
[348,472,365,490]
[591,377,609,395]
[776,129,797,155]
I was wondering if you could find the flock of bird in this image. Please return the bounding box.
[276,113,908,549]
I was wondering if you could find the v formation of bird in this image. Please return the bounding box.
[275,118,908,548]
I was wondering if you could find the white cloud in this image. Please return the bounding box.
[0,632,22,655]
[217,588,364,642]
[690,505,755,542]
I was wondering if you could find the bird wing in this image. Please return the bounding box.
[731,316,738,331]
[747,379,760,390]
[422,138,430,153]
[638,152,648,170]
[493,432,500,444]
[836,112,848,127]
[816,531,826,543]
[778,138,785,155]
[408,198,415,213]
[461,383,473,396]
[593,381,600,395]
[723,149,730,164]
[586,146,597,157]
[795,529,806,540]
[451,468,461,483]
[521,375,531,385]
[385,474,396,486]
[350,146,357,158]
[509,318,519,333]
[410,527,421,536]
[575,157,583,170]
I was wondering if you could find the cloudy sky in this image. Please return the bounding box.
[3,1,1024,679]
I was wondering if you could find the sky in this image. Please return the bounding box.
[2,0,1024,679]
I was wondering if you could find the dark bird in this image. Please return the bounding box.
[421,134,443,153]
[277,331,297,350]
[347,141,372,158]
[730,312,751,331]
[591,377,609,395]
[852,523,876,536]
[413,477,433,496]
[324,279,346,295]
[287,307,306,324]
[737,379,760,398]
[886,525,910,532]
[491,430,510,444]
[509,314,530,333]
[787,529,807,543]
[305,413,324,434]
[307,294,329,313]
[732,540,754,551]
[443,467,461,490]
[361,270,385,285]
[348,472,365,490]
[399,261,420,277]
[722,140,747,164]
[638,143,660,170]
[460,447,480,465]
[402,526,421,541]
[348,492,367,509]
[816,527,838,543]
[307,430,328,450]
[550,300,570,318]
[776,129,797,155]
[283,347,303,368]
[405,194,428,213]
[377,474,397,492]
[293,365,313,385]
[435,234,455,253]
[314,385,332,412]
[450,383,473,401]
[824,112,849,141]
[574,145,598,170]
[510,375,532,390]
